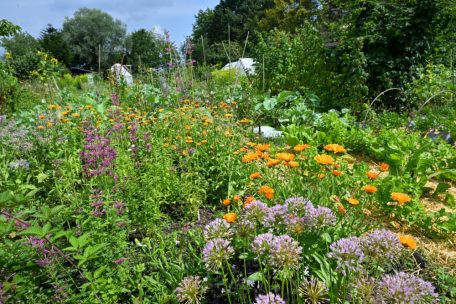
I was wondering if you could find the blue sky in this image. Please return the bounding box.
[1,0,219,45]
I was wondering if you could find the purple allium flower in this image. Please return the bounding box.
[112,257,127,265]
[284,215,306,235]
[235,219,254,238]
[254,293,285,304]
[243,200,269,223]
[264,204,287,227]
[252,233,275,258]
[284,196,314,217]
[269,234,302,270]
[188,147,196,155]
[327,237,364,275]
[202,238,234,272]
[175,275,207,304]
[377,272,438,303]
[360,229,403,262]
[305,206,336,230]
[203,219,233,241]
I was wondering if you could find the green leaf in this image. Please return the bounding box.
[18,226,43,237]
[36,173,49,183]
[246,271,264,283]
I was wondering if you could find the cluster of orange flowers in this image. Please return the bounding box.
[399,235,417,250]
[324,144,347,153]
[258,185,274,200]
[314,154,334,165]
[391,192,412,204]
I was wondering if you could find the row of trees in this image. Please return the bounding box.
[190,0,456,108]
[1,8,171,78]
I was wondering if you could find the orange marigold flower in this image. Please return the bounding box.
[347,197,359,205]
[47,122,54,127]
[324,144,347,153]
[246,142,256,147]
[318,173,326,179]
[38,114,46,119]
[333,163,340,169]
[399,235,417,250]
[222,199,231,206]
[391,192,411,205]
[293,144,310,152]
[337,203,347,214]
[363,185,378,194]
[249,172,261,179]
[242,152,261,163]
[379,162,389,171]
[255,144,270,152]
[314,154,334,165]
[233,195,241,202]
[276,152,295,162]
[223,212,236,223]
[266,158,281,167]
[185,125,191,130]
[288,160,299,168]
[258,186,274,200]
[367,170,380,180]
[332,170,343,176]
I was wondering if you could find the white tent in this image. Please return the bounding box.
[110,64,133,86]
[222,58,256,75]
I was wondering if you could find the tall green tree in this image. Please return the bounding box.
[191,0,273,65]
[0,19,21,37]
[126,29,167,71]
[62,8,127,71]
[40,24,73,67]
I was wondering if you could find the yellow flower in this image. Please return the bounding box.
[72,113,81,118]
[240,119,251,123]
[37,125,45,130]
[38,115,46,119]
[391,192,411,205]
[347,197,359,205]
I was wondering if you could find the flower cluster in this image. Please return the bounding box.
[328,229,404,275]
[175,276,207,304]
[254,293,285,304]
[203,218,233,241]
[202,238,234,272]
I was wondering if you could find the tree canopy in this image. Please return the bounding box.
[62,8,127,71]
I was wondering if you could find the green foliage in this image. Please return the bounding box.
[62,8,127,71]
[126,29,167,72]
[0,19,21,37]
[1,32,41,79]
[40,24,73,67]
[254,24,327,96]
